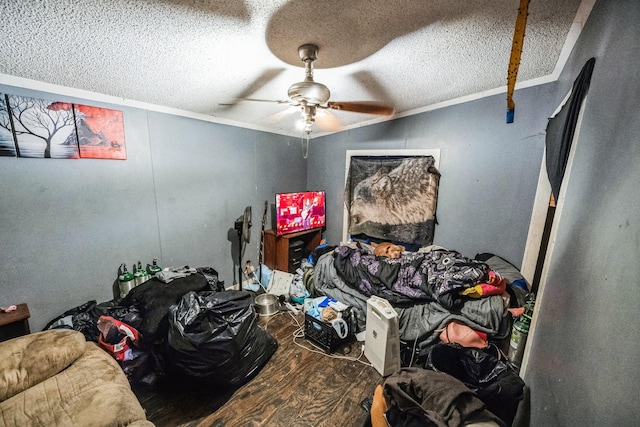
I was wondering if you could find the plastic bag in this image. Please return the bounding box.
[424,342,524,426]
[120,272,211,342]
[43,300,100,341]
[197,266,225,292]
[44,300,141,343]
[290,277,310,302]
[97,315,140,362]
[167,290,278,389]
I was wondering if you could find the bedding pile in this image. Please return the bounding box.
[333,245,492,308]
[313,245,512,362]
[313,243,529,425]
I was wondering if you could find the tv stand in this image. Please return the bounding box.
[263,228,323,273]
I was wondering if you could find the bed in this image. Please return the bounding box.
[312,243,525,363]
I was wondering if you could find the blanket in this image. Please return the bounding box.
[313,250,505,357]
[333,246,489,309]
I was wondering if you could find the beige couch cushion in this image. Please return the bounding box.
[0,330,86,401]
[0,341,153,427]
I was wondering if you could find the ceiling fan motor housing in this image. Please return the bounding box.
[287,80,330,105]
[287,43,331,106]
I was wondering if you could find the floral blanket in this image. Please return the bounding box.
[333,246,489,309]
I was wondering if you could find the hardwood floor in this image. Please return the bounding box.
[133,310,382,427]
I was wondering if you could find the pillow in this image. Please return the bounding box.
[475,253,531,308]
[475,253,531,292]
[0,329,86,401]
[418,244,449,253]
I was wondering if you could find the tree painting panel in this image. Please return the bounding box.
[6,95,79,159]
[0,94,17,157]
[74,104,126,160]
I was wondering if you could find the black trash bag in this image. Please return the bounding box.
[95,301,143,330]
[197,266,225,292]
[120,273,211,343]
[44,300,144,343]
[424,342,525,426]
[43,300,101,341]
[166,290,278,390]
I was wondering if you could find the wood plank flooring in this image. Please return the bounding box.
[133,310,382,427]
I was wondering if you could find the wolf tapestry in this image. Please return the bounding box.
[345,156,440,246]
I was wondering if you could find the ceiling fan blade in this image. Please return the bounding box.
[315,110,343,132]
[219,68,285,107]
[264,106,299,124]
[351,70,395,106]
[326,101,395,116]
[219,98,290,106]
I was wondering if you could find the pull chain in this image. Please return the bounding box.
[301,134,309,159]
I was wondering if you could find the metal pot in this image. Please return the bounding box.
[254,293,280,316]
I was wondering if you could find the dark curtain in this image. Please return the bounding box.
[546,57,596,200]
[344,155,440,246]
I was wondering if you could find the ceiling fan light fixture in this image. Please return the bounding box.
[296,117,313,134]
[303,121,313,134]
[300,104,316,134]
[285,44,331,106]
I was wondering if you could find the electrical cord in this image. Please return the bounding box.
[287,311,372,366]
[257,310,288,332]
[257,306,372,366]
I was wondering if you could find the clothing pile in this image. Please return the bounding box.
[365,342,526,426]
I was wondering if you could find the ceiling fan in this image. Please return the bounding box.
[226,44,395,135]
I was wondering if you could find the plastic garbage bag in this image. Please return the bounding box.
[424,342,524,426]
[196,266,225,292]
[44,300,100,341]
[44,300,142,343]
[167,290,278,389]
[120,273,211,342]
[97,315,140,362]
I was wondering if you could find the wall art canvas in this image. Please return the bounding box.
[344,155,441,246]
[6,95,79,159]
[74,104,126,160]
[0,94,17,157]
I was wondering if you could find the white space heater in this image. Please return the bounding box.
[364,296,401,376]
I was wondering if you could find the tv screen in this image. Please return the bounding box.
[276,191,326,236]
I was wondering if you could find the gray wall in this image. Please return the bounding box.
[523,0,640,425]
[4,1,639,423]
[308,83,555,266]
[0,86,306,331]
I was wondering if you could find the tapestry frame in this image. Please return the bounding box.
[342,149,441,244]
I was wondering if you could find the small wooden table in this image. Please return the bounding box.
[0,303,30,342]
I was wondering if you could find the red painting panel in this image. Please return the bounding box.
[74,104,126,160]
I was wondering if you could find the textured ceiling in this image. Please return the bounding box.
[0,0,593,138]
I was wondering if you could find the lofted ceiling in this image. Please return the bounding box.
[0,0,594,138]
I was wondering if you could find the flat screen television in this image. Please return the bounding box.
[275,191,326,236]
